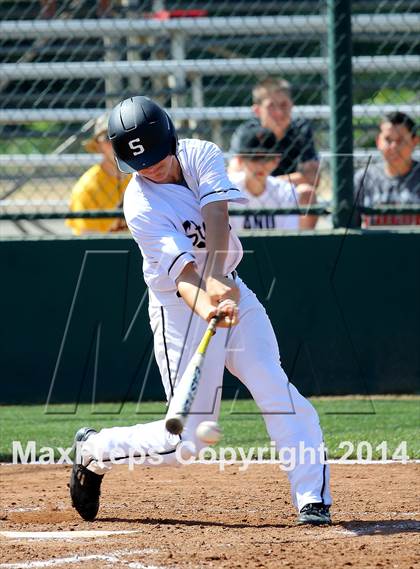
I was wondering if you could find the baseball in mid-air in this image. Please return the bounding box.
[196,421,222,445]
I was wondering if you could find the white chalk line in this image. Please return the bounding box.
[4,507,42,513]
[0,549,163,569]
[1,524,419,568]
[338,511,420,516]
[342,520,420,536]
[0,529,139,540]
[297,520,420,540]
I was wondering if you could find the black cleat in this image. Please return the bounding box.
[298,503,332,525]
[69,427,103,521]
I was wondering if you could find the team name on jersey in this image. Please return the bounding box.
[182,220,206,248]
[243,213,276,229]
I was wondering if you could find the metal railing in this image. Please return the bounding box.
[2,55,420,81]
[1,104,420,124]
[0,1,418,234]
[2,205,420,223]
[1,14,419,38]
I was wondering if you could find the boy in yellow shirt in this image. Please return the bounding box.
[66,114,130,235]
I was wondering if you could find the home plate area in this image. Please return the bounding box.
[0,463,418,568]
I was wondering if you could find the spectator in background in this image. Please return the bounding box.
[66,114,130,235]
[354,112,420,226]
[229,123,317,231]
[229,77,320,188]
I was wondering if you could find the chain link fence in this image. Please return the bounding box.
[0,0,419,234]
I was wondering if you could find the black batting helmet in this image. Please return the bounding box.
[230,123,278,158]
[108,96,178,173]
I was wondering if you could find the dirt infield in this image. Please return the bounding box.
[0,463,419,568]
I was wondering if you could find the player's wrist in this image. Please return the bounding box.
[198,304,217,322]
[200,299,239,327]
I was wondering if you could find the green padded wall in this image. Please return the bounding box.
[1,231,419,404]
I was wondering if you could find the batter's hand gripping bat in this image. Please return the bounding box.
[165,316,220,435]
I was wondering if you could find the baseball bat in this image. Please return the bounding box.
[165,315,220,435]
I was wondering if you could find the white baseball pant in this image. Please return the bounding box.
[82,276,332,511]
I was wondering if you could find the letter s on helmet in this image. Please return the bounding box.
[108,96,178,173]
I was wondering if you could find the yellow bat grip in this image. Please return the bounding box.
[197,316,220,355]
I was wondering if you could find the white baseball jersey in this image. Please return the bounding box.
[124,138,248,306]
[82,137,332,514]
[228,172,299,231]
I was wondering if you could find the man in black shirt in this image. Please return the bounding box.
[229,77,320,188]
[229,77,319,228]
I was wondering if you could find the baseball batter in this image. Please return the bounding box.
[70,96,332,526]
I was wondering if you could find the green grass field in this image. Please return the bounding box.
[0,397,418,462]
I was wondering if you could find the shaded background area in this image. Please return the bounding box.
[1,230,419,404]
